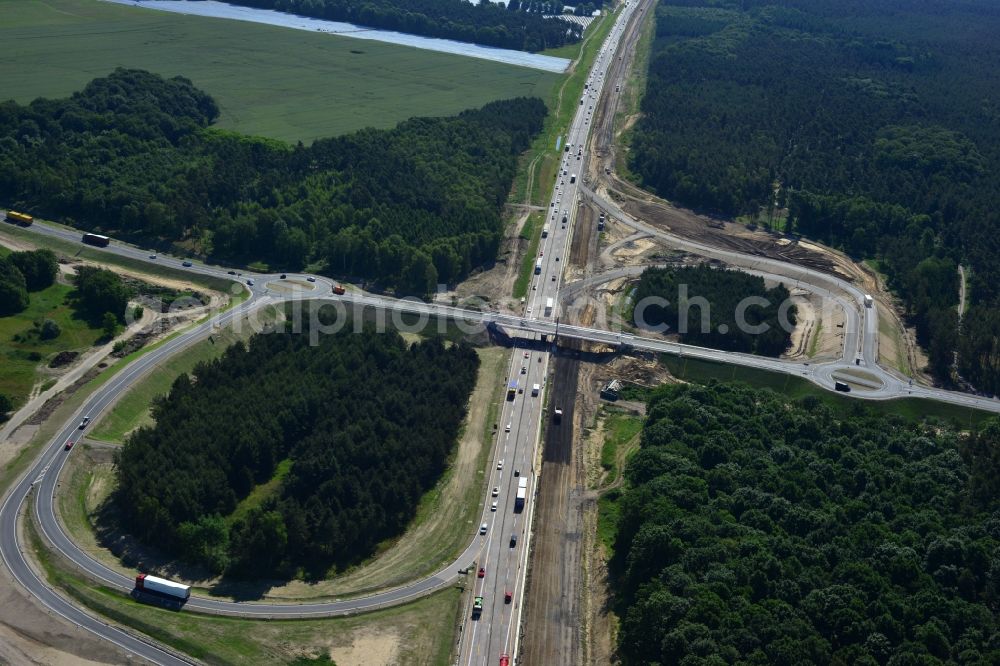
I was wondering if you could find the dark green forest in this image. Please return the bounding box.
[629,0,1000,392]
[114,314,479,577]
[631,265,795,357]
[228,0,586,52]
[609,382,1000,664]
[0,69,547,295]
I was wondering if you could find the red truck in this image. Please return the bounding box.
[332,284,346,295]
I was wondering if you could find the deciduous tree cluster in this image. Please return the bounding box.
[610,382,1000,664]
[0,69,547,295]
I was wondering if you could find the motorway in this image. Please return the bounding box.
[2,0,1000,662]
[460,3,644,665]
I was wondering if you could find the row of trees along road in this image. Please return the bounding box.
[629,0,1000,393]
[609,382,1000,665]
[228,0,589,52]
[114,311,479,578]
[0,69,547,296]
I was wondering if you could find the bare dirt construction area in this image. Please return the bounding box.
[783,290,845,361]
[520,344,587,665]
[0,563,142,666]
[328,628,400,666]
[453,207,535,309]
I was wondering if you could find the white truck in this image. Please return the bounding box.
[134,574,190,600]
[863,294,874,308]
[531,383,540,397]
[542,224,549,238]
[534,258,543,275]
[545,298,554,316]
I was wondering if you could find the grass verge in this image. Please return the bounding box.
[512,212,544,300]
[599,410,643,481]
[87,319,265,443]
[28,512,460,665]
[661,355,994,429]
[0,224,240,295]
[613,0,657,184]
[58,341,507,602]
[0,281,103,408]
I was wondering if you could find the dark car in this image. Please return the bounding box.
[510,533,517,548]
[227,270,237,275]
[504,591,512,604]
[280,274,287,279]
[64,440,74,451]
[182,261,193,267]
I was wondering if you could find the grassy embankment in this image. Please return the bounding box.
[510,9,619,298]
[0,224,247,494]
[28,513,459,666]
[63,336,506,601]
[0,243,103,408]
[1,0,559,143]
[612,0,657,183]
[660,355,992,429]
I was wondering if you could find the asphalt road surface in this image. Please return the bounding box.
[2,0,999,660]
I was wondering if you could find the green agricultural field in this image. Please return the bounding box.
[0,0,559,143]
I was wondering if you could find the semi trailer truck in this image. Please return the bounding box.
[134,574,190,600]
[82,233,110,248]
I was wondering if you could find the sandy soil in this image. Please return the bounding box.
[0,576,141,666]
[328,629,400,666]
[783,291,844,361]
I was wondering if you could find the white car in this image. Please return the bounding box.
[505,424,511,433]
[492,487,499,497]
[491,502,498,512]
[480,523,488,535]
[497,459,504,469]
